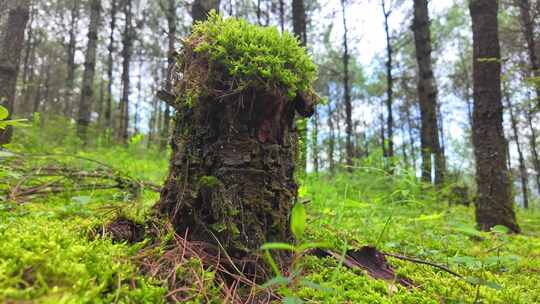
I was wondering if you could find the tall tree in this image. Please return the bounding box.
[105,0,117,131]
[64,0,80,117]
[516,0,540,107]
[382,0,394,163]
[0,0,30,145]
[469,0,519,232]
[504,86,529,208]
[119,0,134,143]
[293,0,309,172]
[412,0,445,184]
[77,0,102,141]
[340,0,353,169]
[160,0,177,150]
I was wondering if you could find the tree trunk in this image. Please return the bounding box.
[469,0,519,232]
[120,0,133,143]
[0,0,30,145]
[64,0,80,117]
[77,0,102,141]
[526,101,540,195]
[327,101,336,174]
[105,0,117,131]
[311,110,319,174]
[504,88,529,208]
[382,0,394,165]
[161,0,177,151]
[191,0,220,22]
[517,0,540,107]
[156,23,318,257]
[413,0,444,185]
[293,0,309,173]
[340,0,353,170]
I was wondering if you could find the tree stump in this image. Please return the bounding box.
[156,14,319,257]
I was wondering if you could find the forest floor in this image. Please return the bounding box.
[1,120,540,303]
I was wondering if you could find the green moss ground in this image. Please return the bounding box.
[1,125,539,303]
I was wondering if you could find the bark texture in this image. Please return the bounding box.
[105,0,117,130]
[0,0,30,145]
[77,0,102,140]
[517,0,540,107]
[469,0,519,232]
[157,44,317,256]
[413,0,444,185]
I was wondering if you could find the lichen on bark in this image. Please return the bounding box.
[156,13,320,257]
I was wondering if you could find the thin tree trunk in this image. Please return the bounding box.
[105,0,117,131]
[161,0,177,151]
[526,100,540,195]
[77,0,102,141]
[413,0,444,184]
[327,101,335,174]
[120,0,133,143]
[0,0,30,145]
[64,0,80,117]
[382,0,394,164]
[517,0,540,107]
[504,87,529,208]
[469,0,519,232]
[340,0,353,170]
[279,0,284,32]
[311,110,319,174]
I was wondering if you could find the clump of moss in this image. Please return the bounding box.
[181,11,317,102]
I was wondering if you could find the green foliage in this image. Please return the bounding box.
[3,123,540,303]
[189,11,317,99]
[0,105,27,132]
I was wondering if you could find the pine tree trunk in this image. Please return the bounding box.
[504,89,529,208]
[120,0,133,143]
[293,0,309,173]
[0,0,30,145]
[77,0,102,141]
[382,1,394,164]
[526,102,540,196]
[469,0,519,232]
[64,0,80,117]
[340,0,353,170]
[517,0,540,107]
[105,0,117,131]
[161,0,177,151]
[413,0,444,185]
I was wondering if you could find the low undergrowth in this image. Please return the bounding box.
[1,126,540,303]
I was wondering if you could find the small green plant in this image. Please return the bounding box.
[261,202,331,303]
[0,105,27,130]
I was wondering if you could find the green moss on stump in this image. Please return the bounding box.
[178,11,318,104]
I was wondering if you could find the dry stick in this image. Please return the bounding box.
[381,252,463,278]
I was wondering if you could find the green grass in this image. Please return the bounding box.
[1,126,540,303]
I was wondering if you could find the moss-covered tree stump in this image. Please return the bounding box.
[156,13,320,257]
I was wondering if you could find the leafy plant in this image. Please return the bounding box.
[261,202,331,303]
[0,105,27,131]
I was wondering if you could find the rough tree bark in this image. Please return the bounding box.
[412,0,444,185]
[156,18,318,257]
[469,0,519,232]
[0,0,30,145]
[77,0,102,141]
[191,0,220,22]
